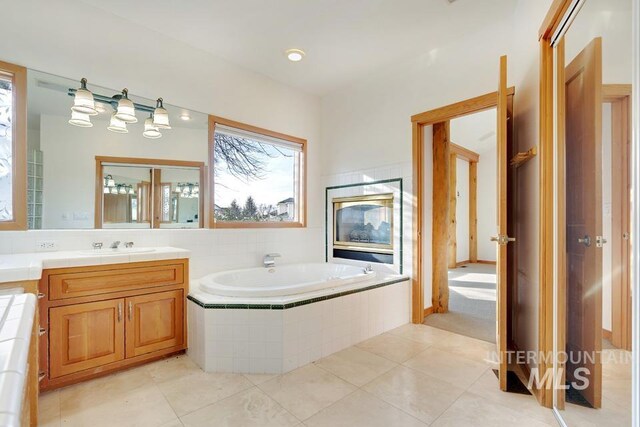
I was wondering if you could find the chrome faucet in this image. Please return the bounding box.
[124,242,134,248]
[92,242,103,250]
[263,253,281,268]
[364,264,374,274]
[110,241,121,249]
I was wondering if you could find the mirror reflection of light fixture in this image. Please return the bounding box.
[143,114,162,139]
[118,185,127,195]
[107,113,128,133]
[104,175,116,187]
[115,88,138,123]
[128,185,135,195]
[153,98,171,129]
[103,186,110,194]
[68,111,93,127]
[175,182,199,198]
[110,186,118,194]
[71,78,98,116]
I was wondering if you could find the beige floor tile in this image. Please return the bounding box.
[147,354,203,383]
[363,365,465,424]
[244,373,280,386]
[159,419,185,427]
[467,370,557,425]
[558,398,631,427]
[431,332,497,365]
[258,364,356,420]
[157,370,253,416]
[602,378,632,408]
[180,387,300,427]
[304,389,425,427]
[389,324,455,345]
[314,347,397,387]
[431,392,552,427]
[37,390,60,427]
[356,333,430,363]
[403,347,488,389]
[60,382,178,427]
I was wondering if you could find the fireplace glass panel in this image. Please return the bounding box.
[333,194,393,254]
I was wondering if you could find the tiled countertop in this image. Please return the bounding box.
[0,292,36,427]
[0,247,191,283]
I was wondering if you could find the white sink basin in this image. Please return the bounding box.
[79,248,157,256]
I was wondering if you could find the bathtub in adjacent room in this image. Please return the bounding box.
[187,262,410,374]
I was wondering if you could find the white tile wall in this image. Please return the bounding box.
[188,279,411,375]
[0,227,323,280]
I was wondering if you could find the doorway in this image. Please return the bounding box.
[423,108,498,344]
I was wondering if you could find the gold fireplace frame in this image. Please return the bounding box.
[332,193,394,254]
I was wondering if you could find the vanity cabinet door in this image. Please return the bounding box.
[125,290,184,358]
[49,299,125,378]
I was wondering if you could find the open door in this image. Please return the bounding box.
[564,38,603,408]
[494,55,513,391]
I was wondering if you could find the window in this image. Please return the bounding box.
[0,61,26,230]
[209,116,306,228]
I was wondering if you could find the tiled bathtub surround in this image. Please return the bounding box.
[0,227,323,280]
[188,278,410,374]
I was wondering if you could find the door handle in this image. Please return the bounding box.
[577,235,591,247]
[490,235,516,246]
[128,301,133,321]
[117,302,122,322]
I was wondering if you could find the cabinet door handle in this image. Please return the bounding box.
[128,301,133,321]
[117,303,122,322]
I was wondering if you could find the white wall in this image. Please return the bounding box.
[455,158,469,263]
[477,145,498,262]
[0,0,323,276]
[602,104,613,331]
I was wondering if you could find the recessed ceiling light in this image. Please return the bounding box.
[179,113,191,121]
[285,49,305,62]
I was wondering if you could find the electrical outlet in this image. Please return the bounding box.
[36,240,57,252]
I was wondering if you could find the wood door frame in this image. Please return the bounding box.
[411,88,514,322]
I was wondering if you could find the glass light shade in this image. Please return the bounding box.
[71,88,98,116]
[115,97,138,123]
[103,186,110,194]
[68,111,93,127]
[143,116,162,139]
[174,184,182,194]
[128,186,135,195]
[118,185,126,195]
[105,175,115,187]
[153,100,171,129]
[110,187,118,194]
[107,113,128,133]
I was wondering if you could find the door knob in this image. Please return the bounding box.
[577,235,591,247]
[490,235,516,246]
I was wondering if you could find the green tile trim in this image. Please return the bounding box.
[324,178,404,274]
[187,276,409,310]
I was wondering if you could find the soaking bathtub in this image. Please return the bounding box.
[199,262,376,297]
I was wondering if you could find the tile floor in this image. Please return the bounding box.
[37,324,629,427]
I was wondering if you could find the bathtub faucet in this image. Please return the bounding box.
[263,253,281,268]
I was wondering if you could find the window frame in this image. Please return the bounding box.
[208,115,307,229]
[0,60,27,230]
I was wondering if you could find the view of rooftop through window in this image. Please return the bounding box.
[213,125,299,222]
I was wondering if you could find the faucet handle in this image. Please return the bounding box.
[124,242,134,248]
[265,253,281,258]
[92,242,103,250]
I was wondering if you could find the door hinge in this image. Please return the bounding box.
[490,235,516,246]
[596,236,607,248]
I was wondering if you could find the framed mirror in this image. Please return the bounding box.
[26,69,208,229]
[96,157,205,229]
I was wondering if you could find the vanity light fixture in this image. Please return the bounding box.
[107,113,128,134]
[104,175,116,187]
[115,89,138,124]
[153,98,171,129]
[71,78,98,116]
[143,114,162,139]
[128,186,135,195]
[68,111,93,128]
[285,48,305,62]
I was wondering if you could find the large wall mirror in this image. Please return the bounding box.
[26,69,208,229]
[542,0,633,423]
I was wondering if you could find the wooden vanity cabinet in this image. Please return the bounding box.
[39,259,188,391]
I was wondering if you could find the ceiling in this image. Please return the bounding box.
[449,108,497,155]
[79,0,517,95]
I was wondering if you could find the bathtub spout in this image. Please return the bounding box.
[263,253,281,268]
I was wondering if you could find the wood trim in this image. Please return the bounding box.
[94,157,205,229]
[423,306,434,318]
[450,143,480,162]
[448,152,457,269]
[469,162,478,263]
[603,84,632,101]
[477,260,497,265]
[455,260,471,267]
[208,115,307,229]
[432,122,450,313]
[411,88,514,124]
[538,0,574,40]
[411,122,424,323]
[0,60,27,230]
[602,329,613,342]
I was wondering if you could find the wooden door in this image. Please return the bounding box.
[49,299,125,378]
[495,55,513,391]
[564,37,603,408]
[125,290,184,358]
